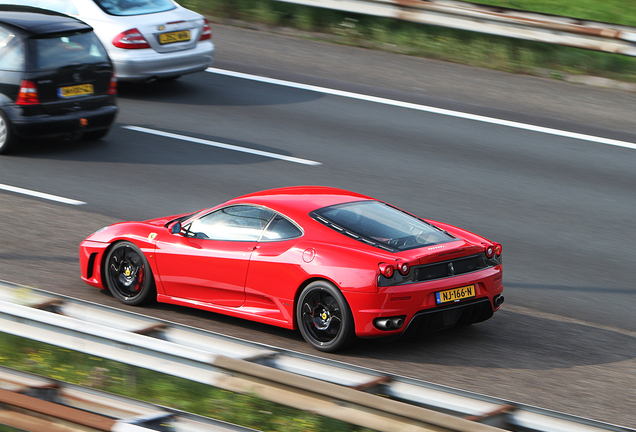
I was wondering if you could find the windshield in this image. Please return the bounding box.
[32,31,108,69]
[93,0,176,16]
[312,201,455,251]
[0,1,78,14]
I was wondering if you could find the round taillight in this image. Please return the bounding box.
[379,263,394,278]
[485,245,495,259]
[397,262,410,275]
[494,243,502,256]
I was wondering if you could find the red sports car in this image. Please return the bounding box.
[80,186,503,352]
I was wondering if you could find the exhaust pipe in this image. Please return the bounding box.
[375,318,392,330]
[391,317,404,329]
[374,316,406,330]
[493,295,505,308]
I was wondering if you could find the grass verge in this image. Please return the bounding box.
[179,0,636,83]
[0,332,375,432]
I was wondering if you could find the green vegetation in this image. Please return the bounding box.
[472,0,636,27]
[0,332,374,432]
[179,0,636,82]
[0,426,23,432]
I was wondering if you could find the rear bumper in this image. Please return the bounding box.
[109,41,214,81]
[9,104,118,139]
[344,265,503,338]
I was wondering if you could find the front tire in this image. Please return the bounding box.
[104,241,156,305]
[296,281,356,352]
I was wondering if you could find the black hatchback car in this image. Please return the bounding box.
[0,5,117,154]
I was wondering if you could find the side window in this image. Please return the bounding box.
[262,215,302,241]
[0,32,24,71]
[188,206,274,241]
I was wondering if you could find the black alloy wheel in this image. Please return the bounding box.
[296,281,356,352]
[104,241,156,305]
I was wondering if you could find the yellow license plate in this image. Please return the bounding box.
[435,285,475,304]
[59,84,93,98]
[158,30,191,45]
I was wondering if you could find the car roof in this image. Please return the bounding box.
[0,5,91,36]
[228,186,375,216]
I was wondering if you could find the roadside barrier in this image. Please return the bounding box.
[0,281,633,432]
[0,365,256,432]
[273,0,636,57]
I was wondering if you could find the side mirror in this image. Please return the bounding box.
[171,221,182,234]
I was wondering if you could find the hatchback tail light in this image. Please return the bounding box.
[494,243,502,256]
[200,18,212,41]
[113,29,150,49]
[108,74,117,95]
[485,245,495,259]
[16,80,40,105]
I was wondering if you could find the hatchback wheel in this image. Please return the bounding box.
[0,110,15,155]
[297,281,356,352]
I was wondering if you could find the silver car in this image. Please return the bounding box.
[3,0,215,81]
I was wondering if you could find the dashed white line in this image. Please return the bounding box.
[123,126,322,166]
[0,183,86,205]
[206,67,636,151]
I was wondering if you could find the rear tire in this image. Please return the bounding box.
[296,281,356,352]
[0,110,16,155]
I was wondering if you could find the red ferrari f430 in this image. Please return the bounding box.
[80,186,504,352]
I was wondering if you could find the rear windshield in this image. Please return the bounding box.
[0,0,79,15]
[31,31,108,70]
[312,201,455,251]
[93,0,176,16]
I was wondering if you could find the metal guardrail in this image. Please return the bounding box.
[0,280,634,432]
[273,0,636,57]
[0,365,256,432]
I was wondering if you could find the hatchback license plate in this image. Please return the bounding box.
[159,30,191,44]
[435,285,475,304]
[59,84,93,98]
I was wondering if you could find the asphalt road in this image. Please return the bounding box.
[1,24,635,427]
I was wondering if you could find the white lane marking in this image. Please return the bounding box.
[123,126,322,166]
[207,67,636,151]
[0,183,86,205]
[504,304,636,338]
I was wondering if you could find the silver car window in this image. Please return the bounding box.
[92,0,176,16]
[0,0,78,15]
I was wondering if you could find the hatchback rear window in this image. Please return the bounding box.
[93,0,175,16]
[31,31,108,70]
